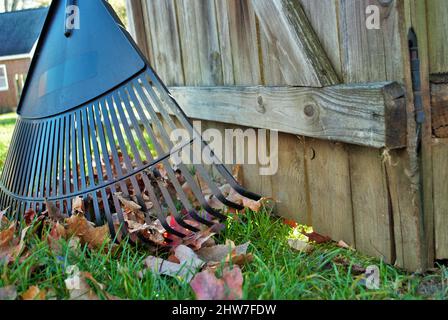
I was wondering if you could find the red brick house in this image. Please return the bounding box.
[0,7,48,111]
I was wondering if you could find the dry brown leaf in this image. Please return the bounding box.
[0,208,8,227]
[24,209,36,226]
[197,241,252,267]
[232,165,243,185]
[190,266,243,300]
[333,256,366,275]
[115,192,142,214]
[0,285,17,300]
[303,231,332,244]
[287,239,314,253]
[143,245,205,282]
[0,223,30,263]
[44,199,68,222]
[21,286,46,300]
[65,270,100,300]
[66,214,110,250]
[337,240,353,250]
[72,196,84,214]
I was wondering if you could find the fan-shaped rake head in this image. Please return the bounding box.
[0,0,261,241]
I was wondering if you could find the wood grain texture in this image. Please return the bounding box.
[125,0,151,60]
[145,0,184,85]
[338,0,403,83]
[252,0,339,87]
[349,146,394,263]
[427,0,448,74]
[226,0,261,85]
[299,0,342,79]
[432,140,448,259]
[175,0,222,85]
[431,82,448,138]
[169,83,406,149]
[337,0,407,267]
[306,139,354,244]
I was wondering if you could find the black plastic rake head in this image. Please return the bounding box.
[0,0,260,240]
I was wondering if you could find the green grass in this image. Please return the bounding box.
[1,209,447,300]
[0,112,447,300]
[0,113,16,170]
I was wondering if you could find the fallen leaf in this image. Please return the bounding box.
[72,196,84,214]
[66,214,110,250]
[24,209,36,226]
[0,208,9,226]
[333,256,366,275]
[21,286,46,300]
[44,199,68,222]
[197,241,252,267]
[0,285,17,300]
[337,240,353,250]
[303,231,331,244]
[287,239,314,253]
[143,245,205,282]
[116,192,142,214]
[282,218,298,228]
[190,266,243,300]
[65,270,100,300]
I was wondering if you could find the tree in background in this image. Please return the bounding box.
[108,0,128,28]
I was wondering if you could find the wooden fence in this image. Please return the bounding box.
[126,0,448,271]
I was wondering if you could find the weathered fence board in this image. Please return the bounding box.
[252,0,339,87]
[432,139,448,259]
[126,0,443,271]
[169,83,406,149]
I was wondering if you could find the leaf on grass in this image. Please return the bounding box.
[143,245,205,282]
[21,286,46,300]
[0,285,17,300]
[333,256,366,275]
[197,241,252,267]
[66,214,110,250]
[303,231,331,244]
[190,266,243,300]
[24,209,36,226]
[0,223,30,263]
[65,271,100,300]
[282,218,298,228]
[287,239,314,253]
[44,199,68,222]
[337,240,353,250]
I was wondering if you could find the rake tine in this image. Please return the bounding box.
[117,88,199,234]
[93,101,127,236]
[87,103,116,237]
[136,78,239,215]
[17,122,38,200]
[130,83,222,223]
[75,110,91,222]
[145,70,261,201]
[82,107,102,225]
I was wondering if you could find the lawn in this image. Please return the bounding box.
[0,112,447,300]
[0,113,16,170]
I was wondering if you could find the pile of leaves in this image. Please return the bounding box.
[0,164,271,300]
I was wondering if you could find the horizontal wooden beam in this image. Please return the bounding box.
[168,82,407,149]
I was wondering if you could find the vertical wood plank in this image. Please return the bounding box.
[175,0,223,85]
[226,0,261,85]
[427,0,448,74]
[145,0,184,85]
[432,140,448,259]
[307,139,354,244]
